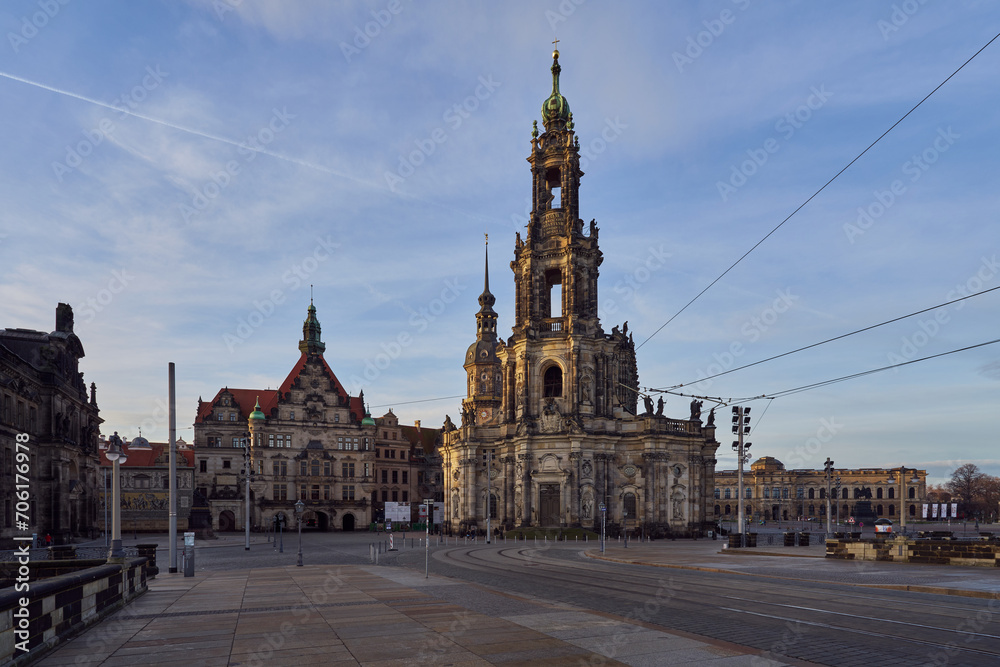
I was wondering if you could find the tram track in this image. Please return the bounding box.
[410,543,1000,664]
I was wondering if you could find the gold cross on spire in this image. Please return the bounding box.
[552,38,559,48]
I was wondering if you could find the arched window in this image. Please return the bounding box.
[489,493,499,519]
[724,488,731,499]
[877,487,883,499]
[808,504,815,516]
[808,488,815,499]
[888,488,895,499]
[842,488,849,500]
[714,488,720,499]
[908,487,916,499]
[819,488,826,499]
[888,505,895,516]
[909,504,916,516]
[745,488,752,499]
[714,504,721,516]
[624,492,637,518]
[543,365,563,397]
[764,487,770,499]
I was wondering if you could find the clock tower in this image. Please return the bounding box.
[461,236,503,426]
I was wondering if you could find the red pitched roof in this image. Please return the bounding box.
[99,441,194,468]
[196,388,279,423]
[196,353,364,424]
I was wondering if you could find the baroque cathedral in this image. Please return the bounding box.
[439,50,720,537]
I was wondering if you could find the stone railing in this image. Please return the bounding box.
[0,546,156,665]
[826,535,1000,566]
[0,557,149,665]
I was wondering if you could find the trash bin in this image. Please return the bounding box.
[729,534,742,548]
[798,532,810,546]
[783,532,795,547]
[745,533,757,547]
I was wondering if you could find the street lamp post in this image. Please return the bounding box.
[599,502,606,553]
[295,499,304,566]
[424,498,434,579]
[623,511,628,549]
[824,458,834,535]
[105,433,128,560]
[242,432,252,551]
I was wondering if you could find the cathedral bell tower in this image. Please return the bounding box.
[513,47,602,340]
[462,236,503,425]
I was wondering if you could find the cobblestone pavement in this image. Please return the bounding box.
[37,562,778,666]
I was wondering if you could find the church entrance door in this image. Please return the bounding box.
[539,484,560,526]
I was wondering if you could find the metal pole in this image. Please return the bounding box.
[244,436,251,551]
[297,513,303,566]
[104,467,109,548]
[425,499,432,578]
[737,407,745,548]
[900,467,906,535]
[825,458,833,536]
[168,362,178,573]
[110,458,122,557]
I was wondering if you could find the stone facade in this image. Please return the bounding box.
[193,303,376,531]
[715,456,928,523]
[371,414,443,523]
[97,436,195,533]
[439,52,720,537]
[0,304,102,547]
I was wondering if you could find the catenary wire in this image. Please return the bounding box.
[659,284,1000,390]
[734,337,1000,401]
[635,31,1000,352]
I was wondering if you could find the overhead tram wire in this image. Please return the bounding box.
[369,394,464,409]
[729,337,1000,403]
[635,31,1000,353]
[659,284,1000,391]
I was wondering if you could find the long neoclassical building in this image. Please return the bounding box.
[715,456,928,524]
[438,50,720,537]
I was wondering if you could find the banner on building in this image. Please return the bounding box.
[932,504,938,518]
[951,502,958,519]
[922,504,928,519]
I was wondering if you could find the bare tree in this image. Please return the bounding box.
[947,464,986,516]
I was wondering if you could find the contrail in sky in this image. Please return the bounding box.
[0,69,506,228]
[0,69,371,186]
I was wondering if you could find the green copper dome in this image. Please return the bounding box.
[249,397,266,421]
[361,410,376,427]
[541,49,571,131]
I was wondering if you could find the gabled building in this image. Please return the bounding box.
[439,51,720,537]
[193,302,376,531]
[1,304,102,547]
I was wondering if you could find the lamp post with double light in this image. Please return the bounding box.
[105,432,128,560]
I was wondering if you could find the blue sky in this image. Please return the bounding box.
[1,1,998,486]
